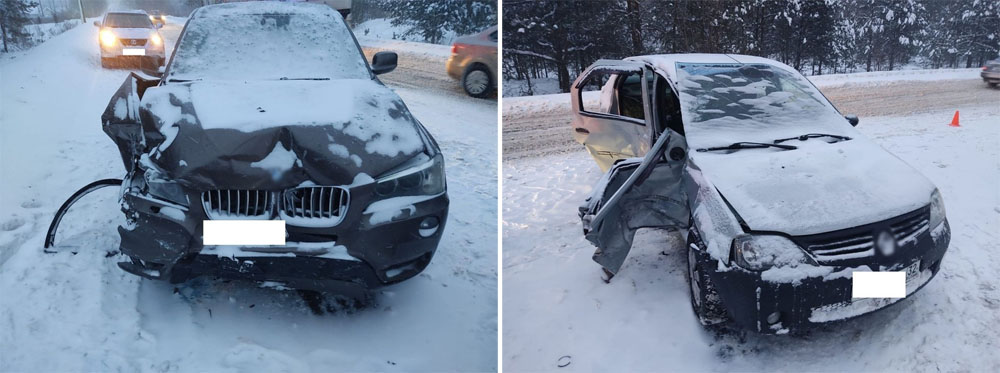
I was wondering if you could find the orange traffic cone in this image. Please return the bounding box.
[949,110,960,127]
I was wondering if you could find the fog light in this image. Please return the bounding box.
[418,216,439,237]
[767,311,782,325]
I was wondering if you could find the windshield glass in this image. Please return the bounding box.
[167,7,369,82]
[675,63,849,149]
[104,13,153,28]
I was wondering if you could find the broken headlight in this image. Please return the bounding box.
[373,153,446,198]
[929,189,946,229]
[142,171,189,206]
[730,234,815,271]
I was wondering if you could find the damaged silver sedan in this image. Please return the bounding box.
[572,54,950,334]
[55,2,448,294]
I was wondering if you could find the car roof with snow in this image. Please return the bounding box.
[625,53,800,80]
[193,1,339,17]
[105,10,149,15]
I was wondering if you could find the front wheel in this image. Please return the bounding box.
[462,65,492,98]
[686,229,728,326]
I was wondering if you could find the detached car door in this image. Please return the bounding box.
[570,60,654,172]
[579,73,691,275]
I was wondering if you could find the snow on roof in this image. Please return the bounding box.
[194,1,338,18]
[627,54,800,81]
[105,10,149,15]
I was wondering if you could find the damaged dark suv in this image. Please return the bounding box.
[97,2,448,293]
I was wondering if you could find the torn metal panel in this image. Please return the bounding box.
[580,130,690,275]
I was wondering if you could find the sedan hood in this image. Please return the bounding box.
[137,79,428,189]
[693,138,935,236]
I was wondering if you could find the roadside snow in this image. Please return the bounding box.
[809,68,983,88]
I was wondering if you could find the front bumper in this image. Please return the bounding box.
[115,182,449,292]
[982,71,1000,82]
[445,54,463,80]
[702,219,950,334]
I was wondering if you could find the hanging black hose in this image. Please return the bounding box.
[44,178,124,249]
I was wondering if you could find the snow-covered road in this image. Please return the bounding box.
[0,20,497,372]
[502,98,1000,369]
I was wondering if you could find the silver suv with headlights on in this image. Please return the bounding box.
[94,10,165,68]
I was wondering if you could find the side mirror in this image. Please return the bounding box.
[156,23,163,29]
[371,51,397,75]
[93,21,101,27]
[845,114,859,126]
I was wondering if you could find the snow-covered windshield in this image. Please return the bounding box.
[167,5,369,82]
[104,13,153,28]
[676,63,848,149]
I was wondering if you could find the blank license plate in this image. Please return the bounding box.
[122,48,145,56]
[203,220,286,246]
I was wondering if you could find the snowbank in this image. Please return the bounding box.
[808,68,983,88]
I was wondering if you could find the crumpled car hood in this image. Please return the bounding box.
[693,138,935,236]
[138,79,428,189]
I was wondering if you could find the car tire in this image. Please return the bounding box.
[686,228,728,326]
[989,82,998,88]
[462,64,492,98]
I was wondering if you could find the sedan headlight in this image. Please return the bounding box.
[100,29,117,47]
[730,234,815,271]
[929,189,946,228]
[373,153,446,198]
[150,33,162,46]
[143,171,189,206]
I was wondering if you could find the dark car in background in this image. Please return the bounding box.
[99,2,448,294]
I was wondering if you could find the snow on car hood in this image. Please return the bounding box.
[106,27,157,40]
[138,79,428,189]
[692,138,935,236]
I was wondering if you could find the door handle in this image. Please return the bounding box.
[575,128,590,134]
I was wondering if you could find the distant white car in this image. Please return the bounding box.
[93,10,166,68]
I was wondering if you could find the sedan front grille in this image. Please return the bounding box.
[890,210,930,244]
[794,207,930,263]
[119,38,147,46]
[279,186,349,222]
[201,190,274,220]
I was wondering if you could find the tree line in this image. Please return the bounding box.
[503,0,1000,94]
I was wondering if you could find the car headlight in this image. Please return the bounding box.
[100,29,117,47]
[150,33,162,46]
[730,234,815,271]
[143,171,189,206]
[929,189,946,228]
[373,153,446,198]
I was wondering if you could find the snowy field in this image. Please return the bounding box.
[0,19,497,372]
[502,93,1000,368]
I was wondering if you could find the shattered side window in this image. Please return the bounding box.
[167,11,369,82]
[675,63,846,149]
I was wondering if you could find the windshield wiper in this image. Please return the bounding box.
[773,133,851,144]
[695,142,797,153]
